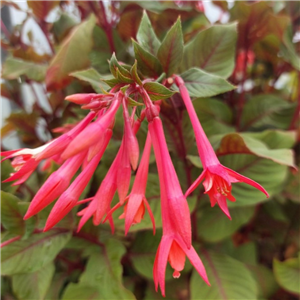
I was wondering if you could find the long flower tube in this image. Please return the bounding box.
[174,76,269,219]
[24,150,86,219]
[61,94,121,159]
[145,102,209,296]
[104,131,155,235]
[77,108,145,231]
[44,127,113,231]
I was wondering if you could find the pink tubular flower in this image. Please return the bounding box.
[105,131,155,234]
[77,146,121,232]
[175,76,269,219]
[36,111,96,161]
[24,151,86,220]
[61,95,121,159]
[146,109,209,296]
[148,114,192,249]
[44,128,113,231]
[1,143,54,184]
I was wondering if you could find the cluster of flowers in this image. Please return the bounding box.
[1,76,268,296]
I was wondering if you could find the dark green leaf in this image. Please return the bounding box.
[188,98,234,137]
[1,230,71,275]
[220,154,288,206]
[240,94,296,130]
[77,239,136,299]
[1,191,24,234]
[157,18,184,76]
[62,284,100,300]
[179,68,235,98]
[247,264,279,299]
[143,82,175,101]
[132,40,163,78]
[180,23,237,78]
[12,262,55,300]
[190,251,257,299]
[273,257,300,294]
[197,203,255,243]
[137,11,161,55]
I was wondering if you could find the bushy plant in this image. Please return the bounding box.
[1,1,299,299]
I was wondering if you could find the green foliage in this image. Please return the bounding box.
[2,230,71,275]
[179,67,235,98]
[12,262,55,300]
[46,14,96,90]
[157,18,184,76]
[273,257,300,294]
[190,251,258,299]
[180,23,237,78]
[1,1,299,299]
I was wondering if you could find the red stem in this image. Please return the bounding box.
[289,71,300,130]
[99,1,115,53]
[1,236,21,248]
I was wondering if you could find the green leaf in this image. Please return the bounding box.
[263,200,289,222]
[129,231,173,280]
[46,14,96,90]
[2,58,47,82]
[12,262,55,300]
[221,241,257,265]
[0,160,17,193]
[1,191,24,234]
[197,203,255,243]
[143,82,175,101]
[157,18,184,76]
[179,68,235,98]
[52,12,78,42]
[137,11,161,55]
[190,98,234,137]
[180,23,237,78]
[77,239,136,299]
[109,53,131,78]
[190,251,257,299]
[220,154,288,206]
[247,264,279,299]
[240,94,296,130]
[281,25,300,71]
[130,60,143,86]
[62,284,100,300]
[70,68,109,93]
[273,257,300,294]
[210,132,296,168]
[1,230,71,275]
[132,40,163,78]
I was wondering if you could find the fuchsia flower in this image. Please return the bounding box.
[104,131,155,234]
[146,106,209,296]
[44,127,113,231]
[175,76,269,219]
[61,96,121,159]
[77,105,143,231]
[24,151,86,219]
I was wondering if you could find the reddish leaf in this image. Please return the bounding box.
[46,15,96,91]
[27,1,59,20]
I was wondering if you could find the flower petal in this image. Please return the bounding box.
[223,166,269,198]
[185,170,206,197]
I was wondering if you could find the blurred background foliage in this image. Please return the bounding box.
[1,1,299,299]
